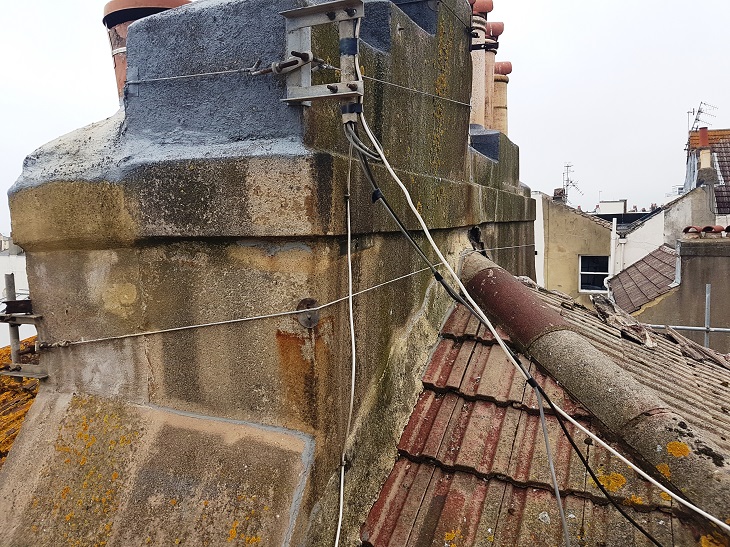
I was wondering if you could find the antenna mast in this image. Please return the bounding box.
[562,163,583,204]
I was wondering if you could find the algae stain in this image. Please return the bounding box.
[666,440,690,458]
[656,462,671,479]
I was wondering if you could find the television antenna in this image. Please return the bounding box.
[563,163,583,204]
[688,101,717,132]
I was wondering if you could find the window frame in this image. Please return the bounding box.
[578,255,610,294]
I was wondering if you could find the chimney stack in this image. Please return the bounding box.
[103,0,191,100]
[469,0,493,126]
[493,61,511,135]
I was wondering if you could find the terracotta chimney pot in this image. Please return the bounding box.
[103,0,191,99]
[485,21,504,38]
[472,0,494,14]
[699,127,710,148]
[494,61,512,75]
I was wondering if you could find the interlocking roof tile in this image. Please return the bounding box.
[362,295,726,546]
[609,245,677,313]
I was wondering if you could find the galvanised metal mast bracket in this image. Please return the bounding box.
[280,0,364,104]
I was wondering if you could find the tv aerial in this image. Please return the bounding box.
[688,101,717,132]
[563,163,583,204]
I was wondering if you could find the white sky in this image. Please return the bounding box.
[1,0,729,236]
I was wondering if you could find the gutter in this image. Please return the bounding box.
[460,253,730,531]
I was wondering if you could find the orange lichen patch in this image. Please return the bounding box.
[660,492,672,501]
[590,472,627,493]
[0,337,40,470]
[656,463,671,479]
[666,441,691,458]
[622,494,644,508]
[700,533,729,547]
[444,529,464,546]
[228,520,239,542]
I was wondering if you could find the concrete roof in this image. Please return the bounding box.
[362,254,730,546]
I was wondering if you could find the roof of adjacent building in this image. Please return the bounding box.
[715,185,730,215]
[534,191,613,230]
[362,259,730,547]
[689,129,730,186]
[608,244,678,313]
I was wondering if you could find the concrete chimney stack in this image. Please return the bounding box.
[469,0,493,126]
[493,61,511,135]
[103,0,191,99]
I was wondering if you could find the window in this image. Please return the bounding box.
[579,255,609,292]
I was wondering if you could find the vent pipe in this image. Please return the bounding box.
[493,61,511,135]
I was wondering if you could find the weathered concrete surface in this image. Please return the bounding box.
[6,0,535,544]
[0,392,313,546]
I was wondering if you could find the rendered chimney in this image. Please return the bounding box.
[698,127,713,170]
[493,61,511,135]
[483,21,503,129]
[103,0,191,99]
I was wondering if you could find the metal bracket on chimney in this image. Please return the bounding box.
[280,0,364,104]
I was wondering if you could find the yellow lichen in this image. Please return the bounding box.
[656,463,671,479]
[660,492,672,501]
[444,529,464,546]
[228,520,239,542]
[111,472,118,481]
[700,534,727,547]
[592,472,627,493]
[666,441,690,458]
[623,495,644,507]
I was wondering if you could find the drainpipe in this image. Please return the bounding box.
[483,21,503,129]
[493,61,511,135]
[469,0,493,126]
[103,0,191,101]
[606,217,617,294]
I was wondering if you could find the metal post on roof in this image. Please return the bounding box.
[705,283,711,348]
[4,274,20,366]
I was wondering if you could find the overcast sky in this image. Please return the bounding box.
[1,0,729,236]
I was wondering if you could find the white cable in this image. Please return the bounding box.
[334,464,346,547]
[357,112,730,536]
[555,405,730,534]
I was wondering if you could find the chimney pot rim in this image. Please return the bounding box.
[103,0,191,27]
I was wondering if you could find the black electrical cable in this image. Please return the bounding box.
[353,142,665,547]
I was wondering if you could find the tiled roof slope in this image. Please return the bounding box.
[361,306,714,547]
[609,245,677,313]
[714,140,730,184]
[688,129,730,184]
[715,185,730,215]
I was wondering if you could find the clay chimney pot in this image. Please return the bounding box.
[103,0,191,99]
[698,126,710,148]
[472,0,494,14]
[494,61,512,75]
[485,21,504,38]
